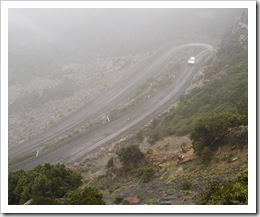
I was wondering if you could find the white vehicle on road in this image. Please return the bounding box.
[188,56,195,65]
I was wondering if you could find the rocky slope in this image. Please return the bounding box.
[67,9,248,205]
[9,52,152,148]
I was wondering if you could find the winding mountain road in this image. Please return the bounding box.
[9,42,213,171]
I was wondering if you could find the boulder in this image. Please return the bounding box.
[113,156,122,169]
[24,199,33,205]
[122,197,140,205]
[108,146,114,153]
[232,156,238,162]
[174,167,184,176]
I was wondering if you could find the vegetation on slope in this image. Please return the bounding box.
[8,10,248,206]
[139,10,248,156]
[190,113,247,157]
[196,170,248,205]
[142,52,247,144]
[8,163,105,205]
[107,145,157,184]
[90,9,248,205]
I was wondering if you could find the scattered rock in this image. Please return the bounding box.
[108,146,114,153]
[178,154,185,160]
[9,54,151,148]
[158,201,172,205]
[113,156,122,169]
[111,172,117,181]
[232,156,238,162]
[24,199,33,205]
[174,167,184,176]
[122,197,140,205]
[163,194,179,201]
[162,156,168,161]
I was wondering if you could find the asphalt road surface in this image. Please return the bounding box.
[9,42,213,171]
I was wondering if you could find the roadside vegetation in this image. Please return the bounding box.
[196,170,248,205]
[8,163,105,205]
[142,55,247,144]
[107,145,158,183]
[8,10,248,205]
[88,10,248,205]
[137,20,248,167]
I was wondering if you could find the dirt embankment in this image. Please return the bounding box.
[68,133,247,205]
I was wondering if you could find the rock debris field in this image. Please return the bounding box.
[8,52,152,148]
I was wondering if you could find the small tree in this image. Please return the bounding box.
[190,113,247,155]
[31,174,52,198]
[8,163,83,205]
[116,145,144,171]
[136,167,156,183]
[196,171,248,205]
[65,186,105,205]
[20,186,31,204]
[106,157,114,169]
[114,195,124,204]
[200,147,212,164]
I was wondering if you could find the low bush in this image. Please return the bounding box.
[200,147,212,164]
[146,199,155,205]
[116,145,144,171]
[180,180,192,190]
[8,163,82,205]
[196,171,248,205]
[106,157,114,169]
[114,195,124,204]
[136,167,156,183]
[190,112,247,156]
[65,186,105,205]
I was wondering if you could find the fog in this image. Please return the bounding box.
[8,8,247,171]
[9,8,242,84]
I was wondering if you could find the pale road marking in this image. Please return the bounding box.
[36,150,39,157]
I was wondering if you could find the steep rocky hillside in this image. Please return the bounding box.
[8,53,152,148]
[8,9,248,206]
[70,9,248,205]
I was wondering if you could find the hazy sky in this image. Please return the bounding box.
[8,8,243,84]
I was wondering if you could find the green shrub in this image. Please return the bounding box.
[106,157,114,169]
[180,180,192,190]
[116,145,144,171]
[146,199,155,205]
[226,153,233,163]
[114,195,124,204]
[135,130,144,143]
[200,147,212,164]
[65,186,105,205]
[195,164,207,171]
[190,113,247,155]
[146,149,152,155]
[136,167,156,183]
[196,171,248,205]
[8,163,82,205]
[142,39,248,143]
[147,132,160,144]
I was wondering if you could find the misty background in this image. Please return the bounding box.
[9,8,243,85]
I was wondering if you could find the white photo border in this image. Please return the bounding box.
[1,1,256,214]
